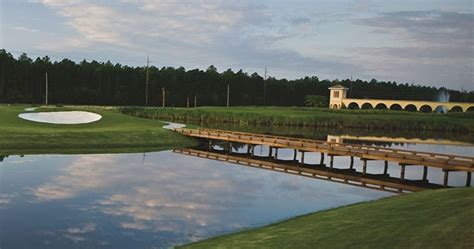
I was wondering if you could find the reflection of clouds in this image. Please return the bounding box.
[63,223,96,243]
[33,155,120,201]
[67,223,96,234]
[0,194,14,205]
[27,151,392,246]
[31,152,261,241]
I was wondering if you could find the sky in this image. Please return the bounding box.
[0,0,473,90]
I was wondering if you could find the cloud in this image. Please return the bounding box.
[355,10,473,46]
[352,10,473,89]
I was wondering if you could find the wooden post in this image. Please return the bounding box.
[247,144,251,154]
[301,151,305,166]
[250,145,255,158]
[228,142,232,154]
[422,166,428,181]
[320,152,325,165]
[208,140,212,151]
[268,146,273,158]
[400,164,406,181]
[383,161,388,175]
[349,156,354,169]
[362,159,367,175]
[45,72,48,105]
[162,87,166,108]
[226,83,230,107]
[443,170,449,187]
[293,149,298,161]
[466,172,471,187]
[274,148,278,161]
[330,155,334,168]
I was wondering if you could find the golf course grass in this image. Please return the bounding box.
[121,106,474,134]
[181,188,474,249]
[0,105,196,155]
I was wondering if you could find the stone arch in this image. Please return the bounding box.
[389,104,402,111]
[404,104,417,112]
[361,103,373,109]
[419,105,433,113]
[434,105,448,114]
[375,103,388,110]
[467,106,474,112]
[449,106,463,112]
[348,102,360,109]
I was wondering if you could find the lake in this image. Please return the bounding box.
[0,135,472,248]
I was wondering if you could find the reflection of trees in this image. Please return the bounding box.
[0,155,9,162]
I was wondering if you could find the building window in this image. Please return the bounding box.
[333,91,340,98]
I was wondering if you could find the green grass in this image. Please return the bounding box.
[0,105,196,155]
[120,106,474,134]
[180,188,474,249]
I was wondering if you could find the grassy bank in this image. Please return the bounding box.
[120,106,474,134]
[0,105,196,155]
[181,188,474,249]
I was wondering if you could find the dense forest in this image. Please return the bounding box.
[1,49,473,107]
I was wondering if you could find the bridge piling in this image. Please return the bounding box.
[330,155,334,168]
[350,156,354,169]
[320,153,325,165]
[422,166,428,181]
[362,159,367,175]
[383,161,388,175]
[293,149,298,161]
[301,151,305,166]
[400,164,406,181]
[274,148,279,161]
[443,170,449,187]
[466,172,472,187]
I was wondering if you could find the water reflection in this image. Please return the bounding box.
[174,147,447,193]
[0,152,391,248]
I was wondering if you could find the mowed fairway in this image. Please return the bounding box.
[0,105,196,154]
[181,188,474,249]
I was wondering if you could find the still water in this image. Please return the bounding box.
[0,140,472,248]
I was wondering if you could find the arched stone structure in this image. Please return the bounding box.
[405,104,417,112]
[420,105,433,113]
[450,106,463,112]
[434,105,448,114]
[375,103,388,110]
[361,103,373,109]
[347,102,360,109]
[390,104,402,111]
[328,85,474,113]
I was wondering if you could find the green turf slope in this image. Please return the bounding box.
[181,188,474,249]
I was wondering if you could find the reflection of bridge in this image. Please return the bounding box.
[328,85,474,112]
[174,147,446,193]
[176,128,473,189]
[326,135,473,147]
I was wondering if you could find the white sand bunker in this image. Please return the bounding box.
[18,111,102,124]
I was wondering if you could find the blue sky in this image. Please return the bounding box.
[1,0,473,90]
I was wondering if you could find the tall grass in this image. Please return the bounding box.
[120,106,474,133]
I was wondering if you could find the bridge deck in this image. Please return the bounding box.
[175,128,474,172]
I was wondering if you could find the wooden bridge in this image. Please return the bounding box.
[174,147,447,193]
[175,128,473,187]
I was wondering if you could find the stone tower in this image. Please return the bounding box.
[328,85,348,109]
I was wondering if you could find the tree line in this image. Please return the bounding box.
[1,49,473,107]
